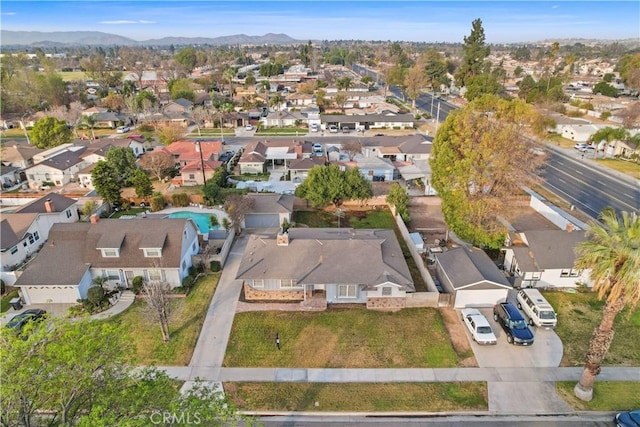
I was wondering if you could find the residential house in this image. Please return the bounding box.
[236,228,415,310]
[179,160,222,186]
[77,162,97,189]
[1,193,78,275]
[286,92,315,107]
[14,217,199,304]
[1,165,20,189]
[0,142,44,169]
[164,98,194,114]
[262,110,306,128]
[350,154,396,182]
[243,193,294,229]
[237,141,267,174]
[289,157,325,182]
[435,247,512,308]
[320,113,415,131]
[237,140,312,174]
[123,71,169,93]
[165,140,222,169]
[502,230,590,289]
[24,148,86,189]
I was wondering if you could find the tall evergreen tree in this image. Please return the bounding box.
[454,18,490,88]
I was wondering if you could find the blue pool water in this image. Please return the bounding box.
[168,211,220,234]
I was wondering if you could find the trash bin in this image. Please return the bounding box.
[9,297,22,310]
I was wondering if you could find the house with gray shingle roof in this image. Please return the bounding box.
[13,217,199,304]
[0,193,79,278]
[242,193,294,229]
[236,228,414,310]
[435,247,512,308]
[23,148,86,189]
[503,230,590,289]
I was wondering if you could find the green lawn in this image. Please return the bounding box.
[229,174,270,182]
[1,289,20,313]
[543,291,640,366]
[556,382,640,411]
[256,127,308,136]
[59,71,87,82]
[104,273,219,365]
[110,208,148,218]
[224,307,461,368]
[595,158,640,179]
[225,382,488,412]
[293,208,427,291]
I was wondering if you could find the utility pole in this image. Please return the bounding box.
[195,140,207,185]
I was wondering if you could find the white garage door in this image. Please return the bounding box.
[244,214,280,229]
[23,286,79,304]
[454,289,508,308]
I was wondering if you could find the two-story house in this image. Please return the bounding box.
[14,217,199,304]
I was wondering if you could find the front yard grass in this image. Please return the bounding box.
[595,158,640,179]
[104,273,219,365]
[543,290,640,366]
[1,289,20,313]
[225,382,488,412]
[224,307,461,368]
[556,381,640,411]
[255,127,308,136]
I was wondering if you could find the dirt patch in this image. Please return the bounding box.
[407,196,447,243]
[439,307,478,367]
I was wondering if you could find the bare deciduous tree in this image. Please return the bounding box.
[142,279,172,342]
[224,194,254,233]
[139,150,175,181]
[341,140,363,161]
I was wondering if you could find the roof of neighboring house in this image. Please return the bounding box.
[353,154,395,170]
[236,228,414,290]
[28,148,86,171]
[173,98,194,108]
[78,162,98,174]
[363,134,433,155]
[521,230,587,269]
[436,247,511,290]
[0,213,39,249]
[14,193,76,214]
[289,157,324,170]
[239,140,267,163]
[166,140,222,162]
[0,143,45,165]
[1,165,20,175]
[14,218,197,287]
[320,113,416,123]
[181,159,222,173]
[246,193,294,214]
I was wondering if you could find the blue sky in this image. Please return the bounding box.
[1,1,638,43]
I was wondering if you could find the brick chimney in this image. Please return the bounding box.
[44,198,54,213]
[90,213,100,224]
[276,231,289,246]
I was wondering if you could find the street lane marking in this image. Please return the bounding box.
[575,170,583,175]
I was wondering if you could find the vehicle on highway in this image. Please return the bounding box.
[517,288,557,328]
[615,409,640,427]
[5,309,47,333]
[116,126,130,134]
[461,308,497,345]
[493,302,534,346]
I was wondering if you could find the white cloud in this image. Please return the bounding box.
[552,5,560,9]
[1,12,16,16]
[99,20,156,25]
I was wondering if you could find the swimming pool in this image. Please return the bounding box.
[167,211,220,234]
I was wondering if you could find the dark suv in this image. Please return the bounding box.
[493,302,534,346]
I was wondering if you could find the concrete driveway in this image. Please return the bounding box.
[459,305,570,414]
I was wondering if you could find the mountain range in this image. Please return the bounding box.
[0,30,300,47]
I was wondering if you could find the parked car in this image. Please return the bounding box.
[493,302,534,346]
[5,309,47,333]
[615,410,640,427]
[574,142,595,152]
[516,288,557,328]
[328,125,338,133]
[116,126,130,134]
[245,124,253,131]
[461,308,497,345]
[310,123,319,132]
[342,126,350,134]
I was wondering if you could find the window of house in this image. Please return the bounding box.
[66,209,72,218]
[28,175,34,181]
[253,279,264,288]
[192,242,197,251]
[147,269,163,281]
[10,246,18,255]
[144,248,161,257]
[338,284,357,298]
[280,279,296,288]
[182,260,187,270]
[33,231,39,242]
[189,174,195,179]
[45,173,50,180]
[101,249,119,257]
[104,270,120,281]
[560,269,570,277]
[382,286,392,296]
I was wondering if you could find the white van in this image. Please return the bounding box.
[516,288,557,328]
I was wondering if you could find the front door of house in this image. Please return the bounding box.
[124,271,134,288]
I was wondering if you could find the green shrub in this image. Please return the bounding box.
[150,194,166,212]
[138,124,154,133]
[0,280,5,295]
[87,285,106,307]
[210,261,221,272]
[172,193,190,207]
[600,111,612,120]
[182,276,194,292]
[132,276,144,295]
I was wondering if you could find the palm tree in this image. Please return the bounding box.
[573,209,640,401]
[82,114,97,142]
[269,93,284,128]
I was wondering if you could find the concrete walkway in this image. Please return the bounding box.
[89,291,135,320]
